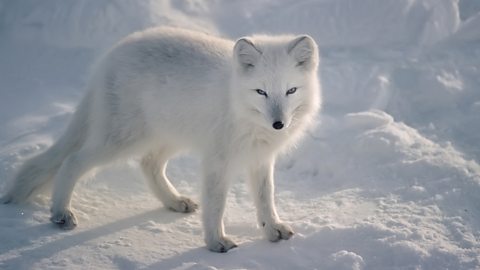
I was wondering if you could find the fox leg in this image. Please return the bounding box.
[248,158,294,242]
[141,149,198,213]
[201,157,237,253]
[50,146,106,229]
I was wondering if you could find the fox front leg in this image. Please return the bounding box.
[201,158,237,253]
[248,158,294,242]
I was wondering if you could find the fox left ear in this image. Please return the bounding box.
[287,35,318,69]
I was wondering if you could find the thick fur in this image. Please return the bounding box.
[1,27,321,252]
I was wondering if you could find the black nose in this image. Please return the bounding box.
[272,121,284,130]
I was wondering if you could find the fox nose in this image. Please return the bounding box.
[272,121,284,130]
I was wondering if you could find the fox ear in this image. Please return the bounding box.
[287,35,318,69]
[234,37,262,70]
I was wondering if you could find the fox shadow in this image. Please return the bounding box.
[0,207,186,270]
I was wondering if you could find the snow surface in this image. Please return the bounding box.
[1,0,480,269]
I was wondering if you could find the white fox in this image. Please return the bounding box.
[1,27,321,252]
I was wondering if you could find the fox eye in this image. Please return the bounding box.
[255,89,268,97]
[286,87,297,96]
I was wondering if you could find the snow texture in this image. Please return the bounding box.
[1,0,480,269]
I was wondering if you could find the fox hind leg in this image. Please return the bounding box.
[141,149,198,213]
[50,149,94,229]
[50,145,120,229]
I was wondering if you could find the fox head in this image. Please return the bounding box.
[231,34,321,135]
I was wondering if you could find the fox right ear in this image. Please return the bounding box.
[234,38,262,70]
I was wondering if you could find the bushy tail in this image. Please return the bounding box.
[1,92,92,203]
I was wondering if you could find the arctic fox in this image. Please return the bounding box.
[1,27,321,252]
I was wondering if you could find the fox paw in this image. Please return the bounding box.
[263,222,294,242]
[205,236,238,253]
[167,196,198,213]
[50,209,78,230]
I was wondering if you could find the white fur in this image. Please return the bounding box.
[1,27,321,252]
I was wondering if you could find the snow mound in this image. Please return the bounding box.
[1,0,216,50]
[328,250,365,270]
[343,110,394,131]
[221,0,460,47]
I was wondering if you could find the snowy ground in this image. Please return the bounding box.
[1,1,480,269]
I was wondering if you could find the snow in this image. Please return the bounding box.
[1,0,480,269]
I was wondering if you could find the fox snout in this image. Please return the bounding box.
[269,101,288,131]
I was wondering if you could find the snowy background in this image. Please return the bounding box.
[1,0,480,269]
